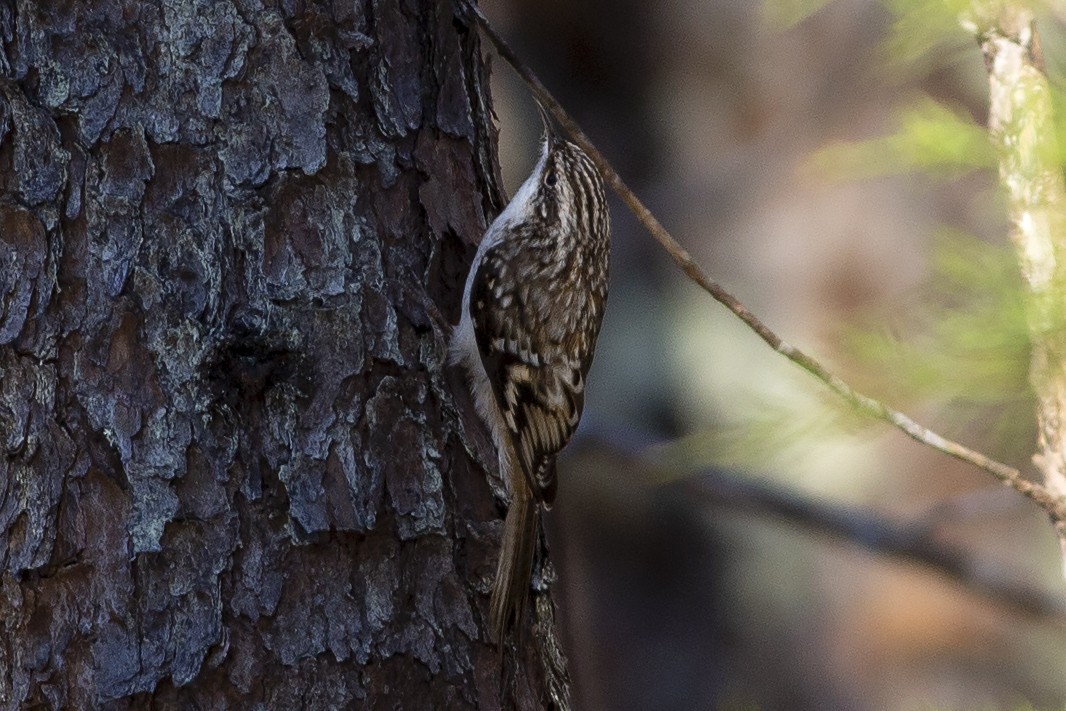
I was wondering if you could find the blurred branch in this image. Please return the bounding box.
[581,426,1066,627]
[961,3,1066,564]
[461,1,1066,522]
[682,465,1066,626]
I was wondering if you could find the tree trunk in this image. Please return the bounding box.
[0,0,569,707]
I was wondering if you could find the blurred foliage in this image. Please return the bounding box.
[672,0,1066,481]
[844,228,1038,458]
[812,97,995,177]
[663,292,899,495]
[657,386,881,492]
[762,0,836,28]
[848,228,1031,406]
[879,0,973,74]
[665,234,1037,484]
[814,0,1066,464]
[766,0,972,66]
[770,0,1065,459]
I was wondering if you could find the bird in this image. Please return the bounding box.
[450,101,610,643]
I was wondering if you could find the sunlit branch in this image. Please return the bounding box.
[962,3,1066,558]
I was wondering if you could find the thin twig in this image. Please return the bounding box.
[461,0,1066,522]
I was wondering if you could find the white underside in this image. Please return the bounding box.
[449,146,550,497]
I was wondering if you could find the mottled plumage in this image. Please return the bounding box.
[450,105,609,641]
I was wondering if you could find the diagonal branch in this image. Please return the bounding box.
[460,0,1066,522]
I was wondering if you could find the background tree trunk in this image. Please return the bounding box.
[0,0,567,707]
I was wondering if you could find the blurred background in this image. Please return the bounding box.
[479,0,1066,709]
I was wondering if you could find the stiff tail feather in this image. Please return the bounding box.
[489,480,538,643]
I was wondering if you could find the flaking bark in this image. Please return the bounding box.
[0,1,567,707]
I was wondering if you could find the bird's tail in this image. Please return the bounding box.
[489,475,537,643]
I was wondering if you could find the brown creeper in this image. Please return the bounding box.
[450,104,610,642]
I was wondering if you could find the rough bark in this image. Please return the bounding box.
[0,0,567,707]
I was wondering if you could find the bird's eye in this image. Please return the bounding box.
[545,171,558,187]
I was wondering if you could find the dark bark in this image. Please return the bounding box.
[0,0,568,707]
